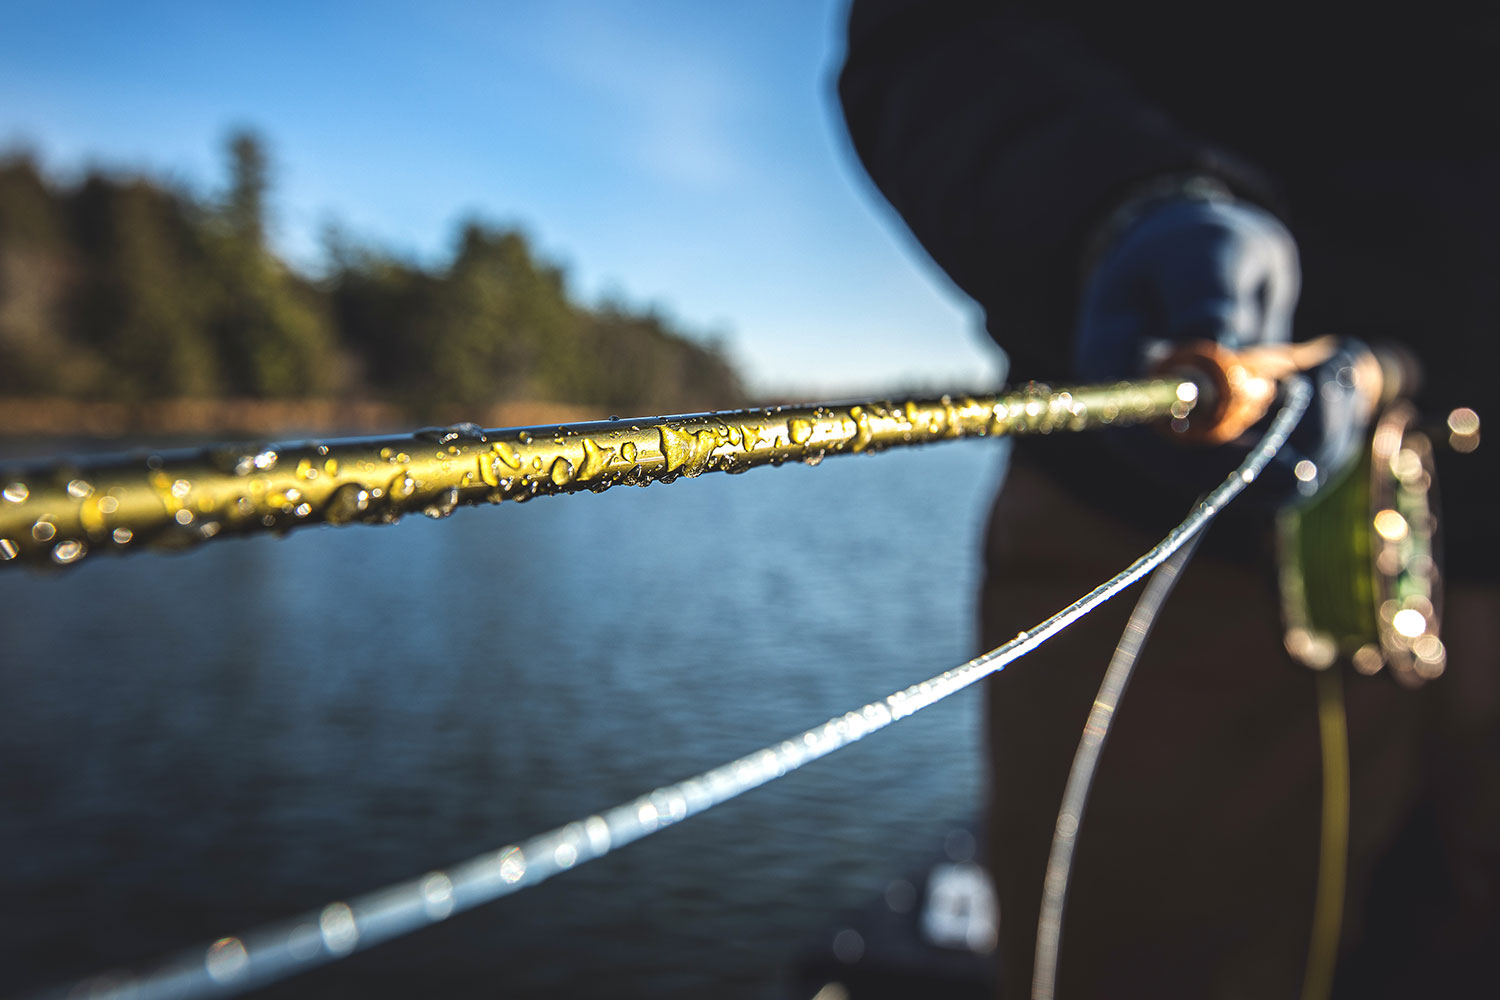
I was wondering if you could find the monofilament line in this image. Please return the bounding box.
[36,380,1310,1000]
[1031,532,1204,1000]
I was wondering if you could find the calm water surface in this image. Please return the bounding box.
[0,438,1006,998]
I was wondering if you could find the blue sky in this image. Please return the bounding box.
[1,1,1006,395]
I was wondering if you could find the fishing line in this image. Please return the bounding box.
[1302,668,1349,1000]
[29,380,1311,1000]
[1030,531,1204,1000]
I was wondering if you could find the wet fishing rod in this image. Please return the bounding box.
[0,380,1186,570]
[1,334,1354,573]
[0,335,1444,683]
[1,332,1450,690]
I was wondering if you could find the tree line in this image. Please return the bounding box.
[0,132,745,419]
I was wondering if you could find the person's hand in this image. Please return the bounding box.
[1075,197,1299,380]
[1074,195,1372,499]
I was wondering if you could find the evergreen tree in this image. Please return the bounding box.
[204,130,344,397]
[67,174,222,398]
[0,157,95,394]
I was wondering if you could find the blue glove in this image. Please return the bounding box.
[1075,197,1299,380]
[1074,195,1370,500]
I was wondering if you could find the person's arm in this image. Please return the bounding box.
[837,0,1279,375]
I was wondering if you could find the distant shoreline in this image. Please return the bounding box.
[0,397,613,438]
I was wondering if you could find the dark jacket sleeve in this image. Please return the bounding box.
[837,0,1278,376]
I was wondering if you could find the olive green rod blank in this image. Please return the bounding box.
[0,379,1193,570]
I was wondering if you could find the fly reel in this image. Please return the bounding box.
[1277,402,1443,686]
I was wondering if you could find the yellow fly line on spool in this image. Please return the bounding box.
[1277,402,1444,686]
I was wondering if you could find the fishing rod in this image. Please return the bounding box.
[0,335,1444,685]
[4,329,1358,574]
[0,333,1447,684]
[0,380,1195,570]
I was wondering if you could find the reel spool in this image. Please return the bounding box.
[1277,402,1444,686]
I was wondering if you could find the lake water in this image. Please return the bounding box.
[0,436,1006,999]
